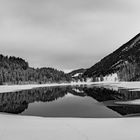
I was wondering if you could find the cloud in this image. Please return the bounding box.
[0,0,140,70]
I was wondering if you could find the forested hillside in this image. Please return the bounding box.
[83,33,140,81]
[0,54,71,85]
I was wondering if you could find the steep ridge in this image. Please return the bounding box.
[83,33,140,81]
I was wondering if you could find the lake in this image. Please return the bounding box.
[0,84,140,118]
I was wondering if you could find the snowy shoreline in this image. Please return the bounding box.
[1,81,140,93]
[99,81,140,91]
[0,82,94,93]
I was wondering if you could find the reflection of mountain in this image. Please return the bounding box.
[78,87,140,101]
[74,86,140,116]
[1,85,140,117]
[108,105,140,116]
[0,86,69,114]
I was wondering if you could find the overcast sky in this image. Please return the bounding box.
[0,0,140,72]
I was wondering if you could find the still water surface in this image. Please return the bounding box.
[0,84,140,118]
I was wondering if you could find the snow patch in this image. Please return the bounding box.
[0,82,94,93]
[97,73,119,82]
[103,73,119,82]
[72,73,82,77]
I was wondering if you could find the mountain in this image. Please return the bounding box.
[0,54,72,85]
[68,68,86,77]
[83,33,140,81]
[68,68,86,82]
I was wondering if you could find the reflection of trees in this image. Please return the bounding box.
[0,86,69,114]
[109,105,140,116]
[1,85,140,117]
[73,86,140,102]
[69,87,87,97]
[72,86,140,116]
[73,87,123,101]
[116,89,140,101]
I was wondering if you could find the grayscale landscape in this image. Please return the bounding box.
[0,0,140,140]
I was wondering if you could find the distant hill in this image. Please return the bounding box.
[83,33,140,81]
[0,54,71,85]
[68,68,86,77]
[67,68,86,82]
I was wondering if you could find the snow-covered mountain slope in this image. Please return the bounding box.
[83,33,140,81]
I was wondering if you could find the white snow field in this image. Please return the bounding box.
[0,82,93,93]
[0,114,140,140]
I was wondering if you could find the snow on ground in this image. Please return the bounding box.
[103,73,119,82]
[105,82,140,91]
[92,81,140,91]
[72,73,83,77]
[96,73,119,82]
[0,82,94,93]
[0,114,140,140]
[1,81,140,93]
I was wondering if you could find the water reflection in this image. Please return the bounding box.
[0,86,69,114]
[0,85,140,117]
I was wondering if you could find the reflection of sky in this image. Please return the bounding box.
[1,0,140,70]
[116,99,140,105]
[22,93,120,118]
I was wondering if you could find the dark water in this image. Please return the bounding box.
[1,84,140,118]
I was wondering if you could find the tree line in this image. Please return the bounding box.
[0,54,72,85]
